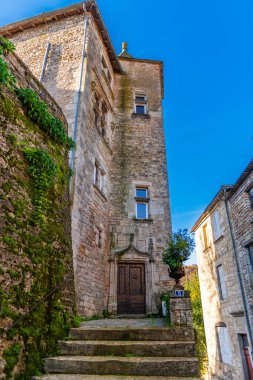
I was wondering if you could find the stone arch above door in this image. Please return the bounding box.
[108,234,156,315]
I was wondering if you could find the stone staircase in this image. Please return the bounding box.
[33,320,199,379]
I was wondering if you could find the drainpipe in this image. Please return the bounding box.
[224,188,253,357]
[40,42,51,82]
[70,10,90,192]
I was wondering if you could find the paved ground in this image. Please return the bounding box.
[80,318,165,329]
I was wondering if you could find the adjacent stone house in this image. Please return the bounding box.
[192,160,253,380]
[0,1,172,316]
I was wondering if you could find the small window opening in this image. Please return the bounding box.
[249,187,253,210]
[216,264,227,300]
[135,187,149,219]
[102,56,112,84]
[134,93,147,115]
[93,161,106,194]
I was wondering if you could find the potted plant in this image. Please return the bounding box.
[162,229,195,287]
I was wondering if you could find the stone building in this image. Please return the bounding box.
[0,1,172,316]
[192,160,253,380]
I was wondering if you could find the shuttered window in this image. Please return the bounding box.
[216,264,227,300]
[248,244,253,269]
[216,327,233,364]
[212,209,222,241]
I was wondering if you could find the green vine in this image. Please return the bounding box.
[16,88,74,149]
[24,149,56,224]
[3,343,21,377]
[0,36,15,55]
[0,36,16,89]
[0,37,75,379]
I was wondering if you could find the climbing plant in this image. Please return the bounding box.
[183,271,208,378]
[24,149,57,224]
[0,36,15,55]
[0,37,16,89]
[16,88,75,149]
[0,37,76,379]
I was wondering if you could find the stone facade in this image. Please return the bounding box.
[228,164,253,333]
[192,160,253,380]
[0,48,75,377]
[0,1,172,316]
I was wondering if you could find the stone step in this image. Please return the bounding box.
[33,375,200,380]
[44,356,199,377]
[58,340,195,357]
[69,327,195,342]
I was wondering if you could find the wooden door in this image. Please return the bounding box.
[117,263,145,314]
[244,347,253,380]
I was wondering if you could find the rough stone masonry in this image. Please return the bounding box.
[0,0,173,316]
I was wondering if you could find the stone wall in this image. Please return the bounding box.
[5,6,173,316]
[70,15,115,315]
[229,170,253,340]
[194,198,249,379]
[8,12,116,316]
[9,14,85,136]
[0,50,75,378]
[108,58,172,313]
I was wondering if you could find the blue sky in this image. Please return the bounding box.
[1,0,253,264]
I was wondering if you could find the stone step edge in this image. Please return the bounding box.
[59,340,196,345]
[45,355,199,362]
[69,327,195,341]
[72,327,194,331]
[33,375,200,380]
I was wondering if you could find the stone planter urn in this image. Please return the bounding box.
[169,267,185,289]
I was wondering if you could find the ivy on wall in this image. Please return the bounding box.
[0,36,16,88]
[24,149,56,224]
[16,88,75,149]
[0,38,75,379]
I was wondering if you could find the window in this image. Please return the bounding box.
[94,161,99,187]
[203,224,208,250]
[135,187,149,219]
[93,161,106,194]
[249,187,253,209]
[93,93,108,137]
[95,226,102,248]
[101,103,107,137]
[136,188,148,198]
[216,326,233,364]
[248,244,253,269]
[134,93,147,115]
[216,264,227,300]
[212,209,222,241]
[102,56,112,84]
[94,108,99,128]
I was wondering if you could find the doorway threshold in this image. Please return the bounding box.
[117,314,146,319]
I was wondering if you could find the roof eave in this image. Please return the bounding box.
[227,159,253,199]
[191,185,233,233]
[0,1,123,74]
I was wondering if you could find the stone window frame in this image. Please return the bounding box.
[211,208,223,242]
[246,184,253,211]
[215,323,233,365]
[93,159,106,196]
[131,181,153,222]
[244,240,253,277]
[216,264,228,300]
[135,186,150,220]
[93,91,109,138]
[133,91,148,115]
[248,244,253,269]
[101,55,112,85]
[94,225,103,249]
